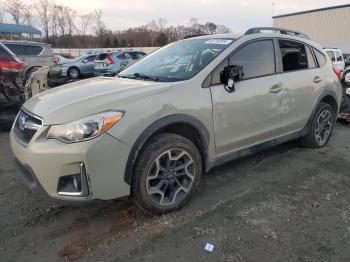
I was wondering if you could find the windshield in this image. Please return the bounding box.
[118,38,235,82]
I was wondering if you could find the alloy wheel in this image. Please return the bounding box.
[146,148,195,206]
[69,68,79,79]
[315,109,333,146]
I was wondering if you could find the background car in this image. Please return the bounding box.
[0,40,55,83]
[54,53,98,79]
[94,51,146,76]
[0,42,24,130]
[344,53,350,67]
[324,48,345,72]
[54,53,75,64]
[339,67,350,122]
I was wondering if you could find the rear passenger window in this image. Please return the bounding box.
[229,40,275,79]
[313,49,326,67]
[335,51,343,62]
[86,56,96,62]
[326,51,335,62]
[4,44,26,56]
[279,40,308,72]
[24,45,43,56]
[305,46,316,69]
[0,45,13,60]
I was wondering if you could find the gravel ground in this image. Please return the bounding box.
[1,123,350,262]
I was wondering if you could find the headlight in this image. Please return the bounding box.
[345,72,350,83]
[47,111,124,143]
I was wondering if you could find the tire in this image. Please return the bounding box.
[68,67,80,79]
[132,133,202,215]
[300,102,336,148]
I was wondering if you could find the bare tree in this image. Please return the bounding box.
[0,2,6,23]
[55,5,66,36]
[78,13,93,36]
[157,17,168,32]
[4,0,26,24]
[93,9,105,45]
[50,4,58,39]
[23,5,34,26]
[36,0,51,42]
[93,9,105,37]
[215,24,232,34]
[65,7,76,37]
[205,22,217,34]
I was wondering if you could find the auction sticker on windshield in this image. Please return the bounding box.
[205,39,232,45]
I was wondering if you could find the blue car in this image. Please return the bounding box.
[56,54,98,79]
[94,51,146,76]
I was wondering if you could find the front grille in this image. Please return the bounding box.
[13,109,42,145]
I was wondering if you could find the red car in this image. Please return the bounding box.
[0,42,24,130]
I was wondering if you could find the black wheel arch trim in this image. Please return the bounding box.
[124,114,211,185]
[301,89,339,136]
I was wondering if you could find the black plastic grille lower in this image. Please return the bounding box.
[13,110,42,145]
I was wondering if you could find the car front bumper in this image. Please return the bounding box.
[10,127,131,202]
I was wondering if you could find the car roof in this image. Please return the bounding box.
[0,40,50,46]
[183,32,322,50]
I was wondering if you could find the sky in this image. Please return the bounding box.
[16,0,350,33]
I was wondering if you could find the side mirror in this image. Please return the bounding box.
[220,65,244,93]
[82,59,88,63]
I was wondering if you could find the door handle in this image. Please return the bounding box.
[313,76,322,83]
[270,84,283,94]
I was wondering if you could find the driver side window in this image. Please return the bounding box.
[211,40,275,86]
[229,40,275,80]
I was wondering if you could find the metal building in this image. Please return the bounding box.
[0,23,42,40]
[273,4,350,54]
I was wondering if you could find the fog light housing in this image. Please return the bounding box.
[57,163,90,197]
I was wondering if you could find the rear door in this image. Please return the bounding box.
[278,39,327,134]
[210,39,283,155]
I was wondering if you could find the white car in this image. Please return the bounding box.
[324,48,345,72]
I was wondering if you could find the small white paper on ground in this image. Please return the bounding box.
[204,243,215,252]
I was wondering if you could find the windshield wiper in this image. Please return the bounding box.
[133,73,159,81]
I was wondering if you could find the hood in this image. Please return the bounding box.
[24,77,171,125]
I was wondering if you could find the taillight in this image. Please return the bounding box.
[51,57,59,65]
[0,60,23,72]
[107,54,115,64]
[333,67,342,79]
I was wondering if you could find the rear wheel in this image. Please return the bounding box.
[68,67,80,79]
[132,133,202,214]
[300,102,335,148]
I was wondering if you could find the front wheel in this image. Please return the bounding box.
[300,102,335,148]
[68,67,80,79]
[132,133,202,215]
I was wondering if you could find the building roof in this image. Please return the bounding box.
[0,23,41,35]
[273,4,350,19]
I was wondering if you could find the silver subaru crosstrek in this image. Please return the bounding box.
[11,27,342,214]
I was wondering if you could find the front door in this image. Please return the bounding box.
[210,39,283,155]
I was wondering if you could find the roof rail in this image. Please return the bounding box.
[245,27,310,40]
